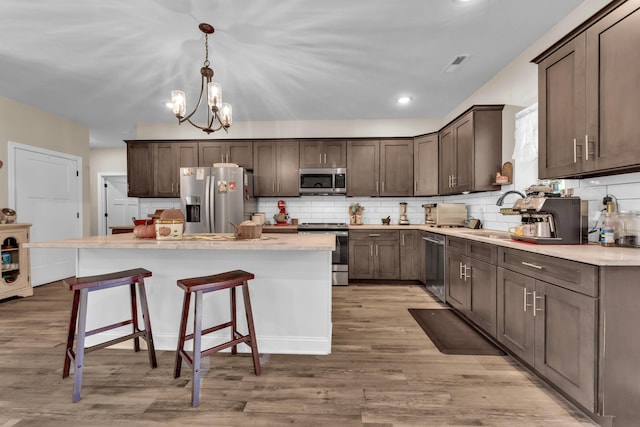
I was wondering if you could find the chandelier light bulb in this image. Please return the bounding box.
[171,90,186,117]
[207,82,222,109]
[221,103,232,127]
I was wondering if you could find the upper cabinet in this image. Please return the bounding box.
[253,140,300,197]
[199,141,253,169]
[300,140,347,168]
[125,141,197,198]
[414,133,438,197]
[438,105,503,195]
[126,141,155,197]
[535,0,640,179]
[154,142,198,198]
[347,139,413,197]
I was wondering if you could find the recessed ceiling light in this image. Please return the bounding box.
[397,96,412,104]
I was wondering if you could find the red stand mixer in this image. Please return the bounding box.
[273,200,289,225]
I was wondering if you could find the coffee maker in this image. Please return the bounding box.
[510,195,588,244]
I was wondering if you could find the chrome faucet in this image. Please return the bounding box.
[496,190,526,206]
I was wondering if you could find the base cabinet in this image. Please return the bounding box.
[400,230,421,280]
[445,237,497,337]
[497,250,596,413]
[349,230,399,280]
[0,224,32,300]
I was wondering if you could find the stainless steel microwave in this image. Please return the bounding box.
[299,168,347,195]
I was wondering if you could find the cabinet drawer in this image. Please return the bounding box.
[446,236,466,253]
[467,240,497,264]
[350,230,398,241]
[498,248,597,297]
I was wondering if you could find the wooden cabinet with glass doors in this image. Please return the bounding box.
[0,223,32,300]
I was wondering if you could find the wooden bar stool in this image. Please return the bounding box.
[174,269,261,407]
[62,268,157,402]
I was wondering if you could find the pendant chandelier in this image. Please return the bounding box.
[171,23,232,134]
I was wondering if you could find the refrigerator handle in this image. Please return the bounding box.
[205,175,213,233]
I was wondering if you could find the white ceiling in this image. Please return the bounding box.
[0,0,584,147]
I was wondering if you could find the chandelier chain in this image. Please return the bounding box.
[204,34,210,68]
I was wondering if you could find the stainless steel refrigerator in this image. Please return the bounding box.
[180,166,256,234]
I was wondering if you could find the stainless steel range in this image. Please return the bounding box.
[297,222,349,286]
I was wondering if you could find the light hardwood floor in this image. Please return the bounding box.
[0,282,596,426]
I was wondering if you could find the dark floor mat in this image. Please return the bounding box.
[408,308,506,356]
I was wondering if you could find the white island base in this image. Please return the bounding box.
[28,233,334,355]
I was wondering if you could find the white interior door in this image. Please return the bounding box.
[104,175,139,234]
[12,144,81,286]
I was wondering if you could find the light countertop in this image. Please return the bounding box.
[350,224,640,266]
[25,232,335,252]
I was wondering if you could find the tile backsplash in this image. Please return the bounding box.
[139,171,640,243]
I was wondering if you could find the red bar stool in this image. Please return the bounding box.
[62,268,157,402]
[174,269,261,407]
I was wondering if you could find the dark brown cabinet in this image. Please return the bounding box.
[400,229,421,280]
[413,133,438,196]
[347,139,413,196]
[497,248,596,412]
[126,141,154,197]
[199,141,253,169]
[349,230,399,280]
[445,236,497,337]
[126,141,197,198]
[253,140,299,197]
[438,105,503,195]
[154,142,198,198]
[535,0,640,178]
[299,140,346,168]
[346,140,378,196]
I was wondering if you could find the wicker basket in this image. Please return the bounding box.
[233,223,263,240]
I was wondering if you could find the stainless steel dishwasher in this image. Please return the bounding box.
[423,231,446,302]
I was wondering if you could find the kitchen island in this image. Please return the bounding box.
[26,232,335,355]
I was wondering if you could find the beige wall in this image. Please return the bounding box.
[88,148,128,235]
[0,96,91,236]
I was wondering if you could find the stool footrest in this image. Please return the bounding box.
[183,321,233,342]
[85,330,149,354]
[85,319,133,338]
[201,333,251,359]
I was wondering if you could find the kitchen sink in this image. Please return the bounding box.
[458,229,512,240]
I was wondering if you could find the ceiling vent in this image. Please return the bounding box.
[443,54,471,73]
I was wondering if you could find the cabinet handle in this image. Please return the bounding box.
[370,244,373,257]
[375,244,379,257]
[381,181,385,193]
[585,135,589,160]
[415,181,418,193]
[277,181,280,193]
[573,138,577,163]
[532,291,544,317]
[324,153,327,164]
[320,153,323,164]
[272,182,276,193]
[521,261,543,270]
[376,182,379,193]
[452,175,456,187]
[448,175,452,188]
[368,233,380,237]
[464,265,471,281]
[402,234,405,246]
[459,262,465,279]
[523,288,534,312]
[222,154,225,163]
